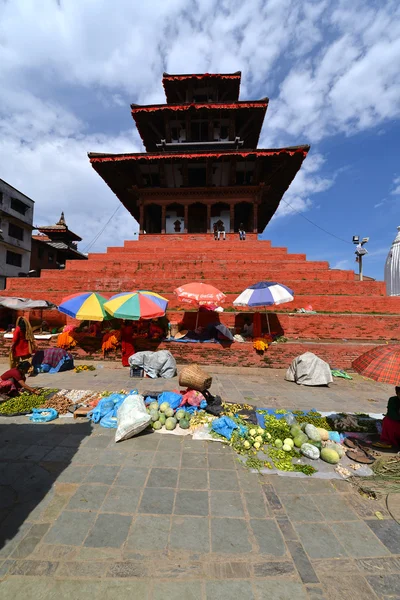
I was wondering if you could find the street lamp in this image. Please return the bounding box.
[353,235,369,281]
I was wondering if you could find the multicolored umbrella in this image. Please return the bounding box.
[174,283,226,329]
[174,283,226,306]
[233,281,294,334]
[233,281,294,307]
[58,292,110,321]
[104,291,168,320]
[352,345,400,385]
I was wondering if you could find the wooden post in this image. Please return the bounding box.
[161,205,166,234]
[139,204,144,234]
[229,204,234,233]
[184,205,189,233]
[253,204,258,233]
[207,204,211,233]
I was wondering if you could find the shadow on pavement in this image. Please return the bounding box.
[0,420,93,551]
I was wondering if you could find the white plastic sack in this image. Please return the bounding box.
[285,352,333,386]
[115,394,151,443]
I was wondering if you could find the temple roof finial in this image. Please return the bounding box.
[57,212,66,226]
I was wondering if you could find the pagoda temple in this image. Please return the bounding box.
[89,72,309,234]
[3,71,400,369]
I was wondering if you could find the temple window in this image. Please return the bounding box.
[188,164,207,186]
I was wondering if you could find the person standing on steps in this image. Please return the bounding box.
[239,223,246,240]
[213,222,218,240]
[218,222,226,240]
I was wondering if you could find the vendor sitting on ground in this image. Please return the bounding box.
[374,387,400,449]
[32,348,74,375]
[242,317,254,338]
[0,361,39,399]
[149,319,165,339]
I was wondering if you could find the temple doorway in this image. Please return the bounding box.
[144,204,162,233]
[210,202,230,233]
[234,202,253,233]
[188,203,207,233]
[166,203,184,233]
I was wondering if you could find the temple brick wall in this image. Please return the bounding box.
[2,233,400,368]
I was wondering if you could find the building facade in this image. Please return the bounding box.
[0,179,34,288]
[89,72,309,235]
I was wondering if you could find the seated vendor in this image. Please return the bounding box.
[0,361,39,399]
[149,319,165,339]
[32,348,74,374]
[374,387,400,448]
[242,317,254,338]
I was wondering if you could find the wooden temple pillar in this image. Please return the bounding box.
[207,204,211,233]
[161,205,166,234]
[184,205,188,233]
[139,204,144,234]
[253,204,258,233]
[229,204,234,233]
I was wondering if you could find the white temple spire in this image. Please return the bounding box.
[385,226,400,296]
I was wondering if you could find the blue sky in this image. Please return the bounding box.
[0,0,399,280]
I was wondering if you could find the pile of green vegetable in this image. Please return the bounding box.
[0,388,58,415]
[147,401,191,431]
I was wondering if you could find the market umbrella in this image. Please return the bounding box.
[104,290,168,320]
[233,281,294,334]
[58,292,111,321]
[352,345,400,385]
[174,282,226,329]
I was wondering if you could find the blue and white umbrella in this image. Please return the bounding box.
[233,282,294,333]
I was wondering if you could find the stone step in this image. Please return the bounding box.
[5,286,400,314]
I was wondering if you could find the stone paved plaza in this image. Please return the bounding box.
[0,364,399,599]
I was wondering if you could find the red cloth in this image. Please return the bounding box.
[253,313,262,338]
[12,326,30,357]
[1,368,25,388]
[380,416,400,446]
[121,325,135,367]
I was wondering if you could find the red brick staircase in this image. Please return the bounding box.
[3,234,400,368]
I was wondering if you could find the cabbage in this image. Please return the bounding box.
[149,401,159,412]
[282,443,292,452]
[159,402,170,413]
[175,409,186,421]
[165,407,175,418]
[165,417,177,430]
[152,421,162,430]
[283,438,294,448]
[275,439,283,448]
[179,418,190,429]
[158,414,166,425]
[150,410,159,422]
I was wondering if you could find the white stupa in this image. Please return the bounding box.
[384,226,400,296]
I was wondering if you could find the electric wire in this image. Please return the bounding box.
[280,197,353,245]
[82,205,122,253]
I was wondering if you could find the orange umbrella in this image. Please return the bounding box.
[174,282,226,329]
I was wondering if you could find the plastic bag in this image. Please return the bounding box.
[211,416,238,440]
[284,412,297,426]
[100,414,118,429]
[181,389,205,407]
[87,398,115,424]
[29,408,58,423]
[157,391,182,410]
[115,394,151,443]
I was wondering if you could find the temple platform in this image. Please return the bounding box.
[2,234,400,369]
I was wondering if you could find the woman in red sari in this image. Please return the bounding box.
[10,317,36,367]
[374,387,400,449]
[120,320,135,367]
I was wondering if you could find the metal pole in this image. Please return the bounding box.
[359,254,363,281]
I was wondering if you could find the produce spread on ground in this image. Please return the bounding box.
[0,384,385,479]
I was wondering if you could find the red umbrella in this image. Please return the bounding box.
[174,283,226,329]
[352,345,400,385]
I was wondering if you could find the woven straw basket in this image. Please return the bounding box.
[179,364,212,392]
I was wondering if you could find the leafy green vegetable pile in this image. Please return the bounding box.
[0,389,58,415]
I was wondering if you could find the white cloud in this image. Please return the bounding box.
[0,0,399,253]
[331,259,351,270]
[391,176,400,195]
